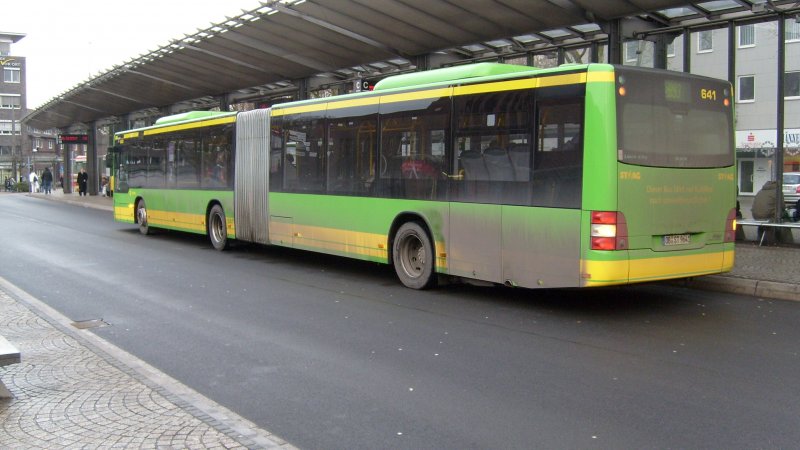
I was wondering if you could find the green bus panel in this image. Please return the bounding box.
[113,189,235,237]
[267,192,450,268]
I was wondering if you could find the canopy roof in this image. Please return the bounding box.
[23,0,800,130]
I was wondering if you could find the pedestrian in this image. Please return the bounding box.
[41,167,53,194]
[751,180,777,220]
[77,168,88,196]
[28,170,38,193]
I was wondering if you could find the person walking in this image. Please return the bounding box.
[41,167,54,194]
[28,170,38,193]
[77,168,88,196]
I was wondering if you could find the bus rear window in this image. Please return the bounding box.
[616,68,733,168]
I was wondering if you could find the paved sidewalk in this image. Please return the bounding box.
[0,278,293,449]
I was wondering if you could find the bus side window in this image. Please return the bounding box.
[326,113,377,195]
[378,96,449,200]
[282,113,325,193]
[533,100,584,208]
[201,125,233,189]
[452,90,531,204]
[270,116,283,192]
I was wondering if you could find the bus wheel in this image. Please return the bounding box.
[393,222,436,289]
[208,204,228,251]
[136,199,150,235]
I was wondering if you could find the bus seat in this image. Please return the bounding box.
[460,150,489,180]
[484,147,515,181]
[508,144,531,182]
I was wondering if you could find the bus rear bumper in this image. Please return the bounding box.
[580,245,735,287]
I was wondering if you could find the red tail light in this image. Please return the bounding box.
[591,211,628,250]
[724,208,737,243]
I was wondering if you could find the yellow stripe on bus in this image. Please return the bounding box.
[581,249,734,286]
[272,70,615,117]
[142,116,236,136]
[116,206,235,237]
[270,220,448,269]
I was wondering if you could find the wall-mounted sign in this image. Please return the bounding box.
[0,57,22,67]
[59,134,89,144]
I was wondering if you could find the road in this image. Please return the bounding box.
[1,193,799,449]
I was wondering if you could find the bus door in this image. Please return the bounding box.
[448,203,503,283]
[501,99,585,288]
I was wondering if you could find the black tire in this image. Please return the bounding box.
[136,199,150,235]
[208,204,228,251]
[392,222,436,289]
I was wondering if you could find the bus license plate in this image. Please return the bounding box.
[663,234,690,246]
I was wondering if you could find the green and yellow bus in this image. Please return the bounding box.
[111,62,736,289]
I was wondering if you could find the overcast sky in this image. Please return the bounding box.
[5,0,264,108]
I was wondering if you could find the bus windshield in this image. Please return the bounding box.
[616,67,734,168]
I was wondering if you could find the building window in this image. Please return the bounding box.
[48,140,53,150]
[3,67,20,83]
[698,30,713,53]
[787,20,800,43]
[0,94,21,109]
[624,40,640,63]
[738,75,755,103]
[786,72,800,99]
[0,120,19,135]
[739,24,755,48]
[0,146,11,156]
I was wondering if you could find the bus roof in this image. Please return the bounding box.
[372,62,542,91]
[154,111,234,125]
[271,62,602,113]
[115,110,237,136]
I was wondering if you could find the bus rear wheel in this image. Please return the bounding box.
[136,199,150,235]
[393,222,436,289]
[208,204,228,251]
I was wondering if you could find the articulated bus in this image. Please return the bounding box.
[111,62,736,289]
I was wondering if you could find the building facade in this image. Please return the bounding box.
[0,32,59,186]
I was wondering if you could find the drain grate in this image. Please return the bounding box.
[71,319,110,329]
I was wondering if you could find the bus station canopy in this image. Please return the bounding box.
[22,0,799,130]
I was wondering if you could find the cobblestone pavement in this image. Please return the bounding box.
[0,284,293,449]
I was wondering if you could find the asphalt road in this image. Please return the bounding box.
[2,193,799,449]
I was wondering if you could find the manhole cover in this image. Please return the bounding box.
[71,319,109,329]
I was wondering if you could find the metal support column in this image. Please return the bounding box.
[682,29,691,73]
[87,122,99,196]
[62,133,73,195]
[727,22,736,86]
[219,94,230,112]
[653,34,669,69]
[606,20,623,65]
[775,15,787,225]
[296,78,308,101]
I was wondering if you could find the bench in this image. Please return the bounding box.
[737,219,800,246]
[0,334,20,398]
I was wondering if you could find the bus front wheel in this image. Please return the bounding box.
[208,204,228,251]
[393,222,436,289]
[136,199,150,235]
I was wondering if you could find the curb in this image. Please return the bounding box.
[676,275,800,302]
